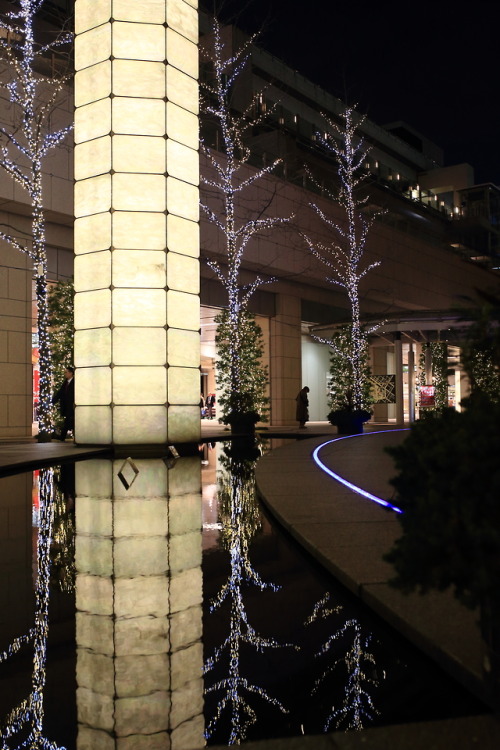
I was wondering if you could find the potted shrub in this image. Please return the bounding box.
[215,309,269,434]
[327,405,371,435]
[327,387,371,435]
[222,392,261,435]
[323,327,373,434]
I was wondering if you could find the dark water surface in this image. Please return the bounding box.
[0,441,488,748]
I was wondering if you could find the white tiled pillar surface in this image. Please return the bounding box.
[75,458,204,749]
[73,0,200,445]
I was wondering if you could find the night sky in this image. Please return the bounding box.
[206,0,500,186]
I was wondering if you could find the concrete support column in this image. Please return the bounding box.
[75,457,204,749]
[371,346,389,422]
[455,368,463,411]
[73,0,200,445]
[408,342,415,423]
[269,293,302,425]
[424,343,433,384]
[394,333,404,425]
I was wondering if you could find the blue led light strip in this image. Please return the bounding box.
[311,430,409,514]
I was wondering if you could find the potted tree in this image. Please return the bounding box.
[325,326,373,435]
[327,400,371,435]
[215,309,269,435]
[224,391,261,435]
[303,108,383,436]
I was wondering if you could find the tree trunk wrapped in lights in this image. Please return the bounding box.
[0,0,72,441]
[304,107,383,413]
[200,18,292,421]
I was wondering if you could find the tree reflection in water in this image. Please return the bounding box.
[308,593,380,731]
[0,467,65,750]
[204,442,297,744]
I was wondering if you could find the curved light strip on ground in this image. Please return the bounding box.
[311,430,409,515]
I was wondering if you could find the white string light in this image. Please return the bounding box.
[200,18,292,408]
[0,0,72,440]
[313,618,379,732]
[304,107,385,410]
[0,468,65,749]
[305,592,343,626]
[204,455,296,743]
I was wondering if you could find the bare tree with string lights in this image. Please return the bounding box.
[200,18,292,421]
[304,107,384,413]
[0,0,72,441]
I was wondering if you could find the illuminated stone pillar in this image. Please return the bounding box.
[75,457,204,749]
[73,0,200,445]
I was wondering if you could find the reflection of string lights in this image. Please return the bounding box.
[305,592,342,626]
[50,472,75,594]
[0,468,65,749]
[314,618,379,732]
[204,455,295,744]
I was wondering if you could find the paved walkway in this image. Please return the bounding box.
[0,420,345,476]
[254,432,498,725]
[0,440,109,476]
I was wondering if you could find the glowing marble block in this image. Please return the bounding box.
[74,0,200,445]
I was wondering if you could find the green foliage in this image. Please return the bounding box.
[460,293,500,402]
[430,342,449,410]
[418,343,449,412]
[48,278,74,388]
[215,309,269,423]
[386,299,500,611]
[384,394,500,609]
[327,325,373,412]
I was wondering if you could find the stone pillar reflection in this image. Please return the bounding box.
[75,457,204,749]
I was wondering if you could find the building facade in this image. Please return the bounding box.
[0,6,498,439]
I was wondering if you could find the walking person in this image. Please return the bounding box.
[205,393,216,420]
[52,366,75,441]
[296,386,310,429]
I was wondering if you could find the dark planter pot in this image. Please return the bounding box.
[227,414,257,435]
[328,410,370,435]
[226,438,260,460]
